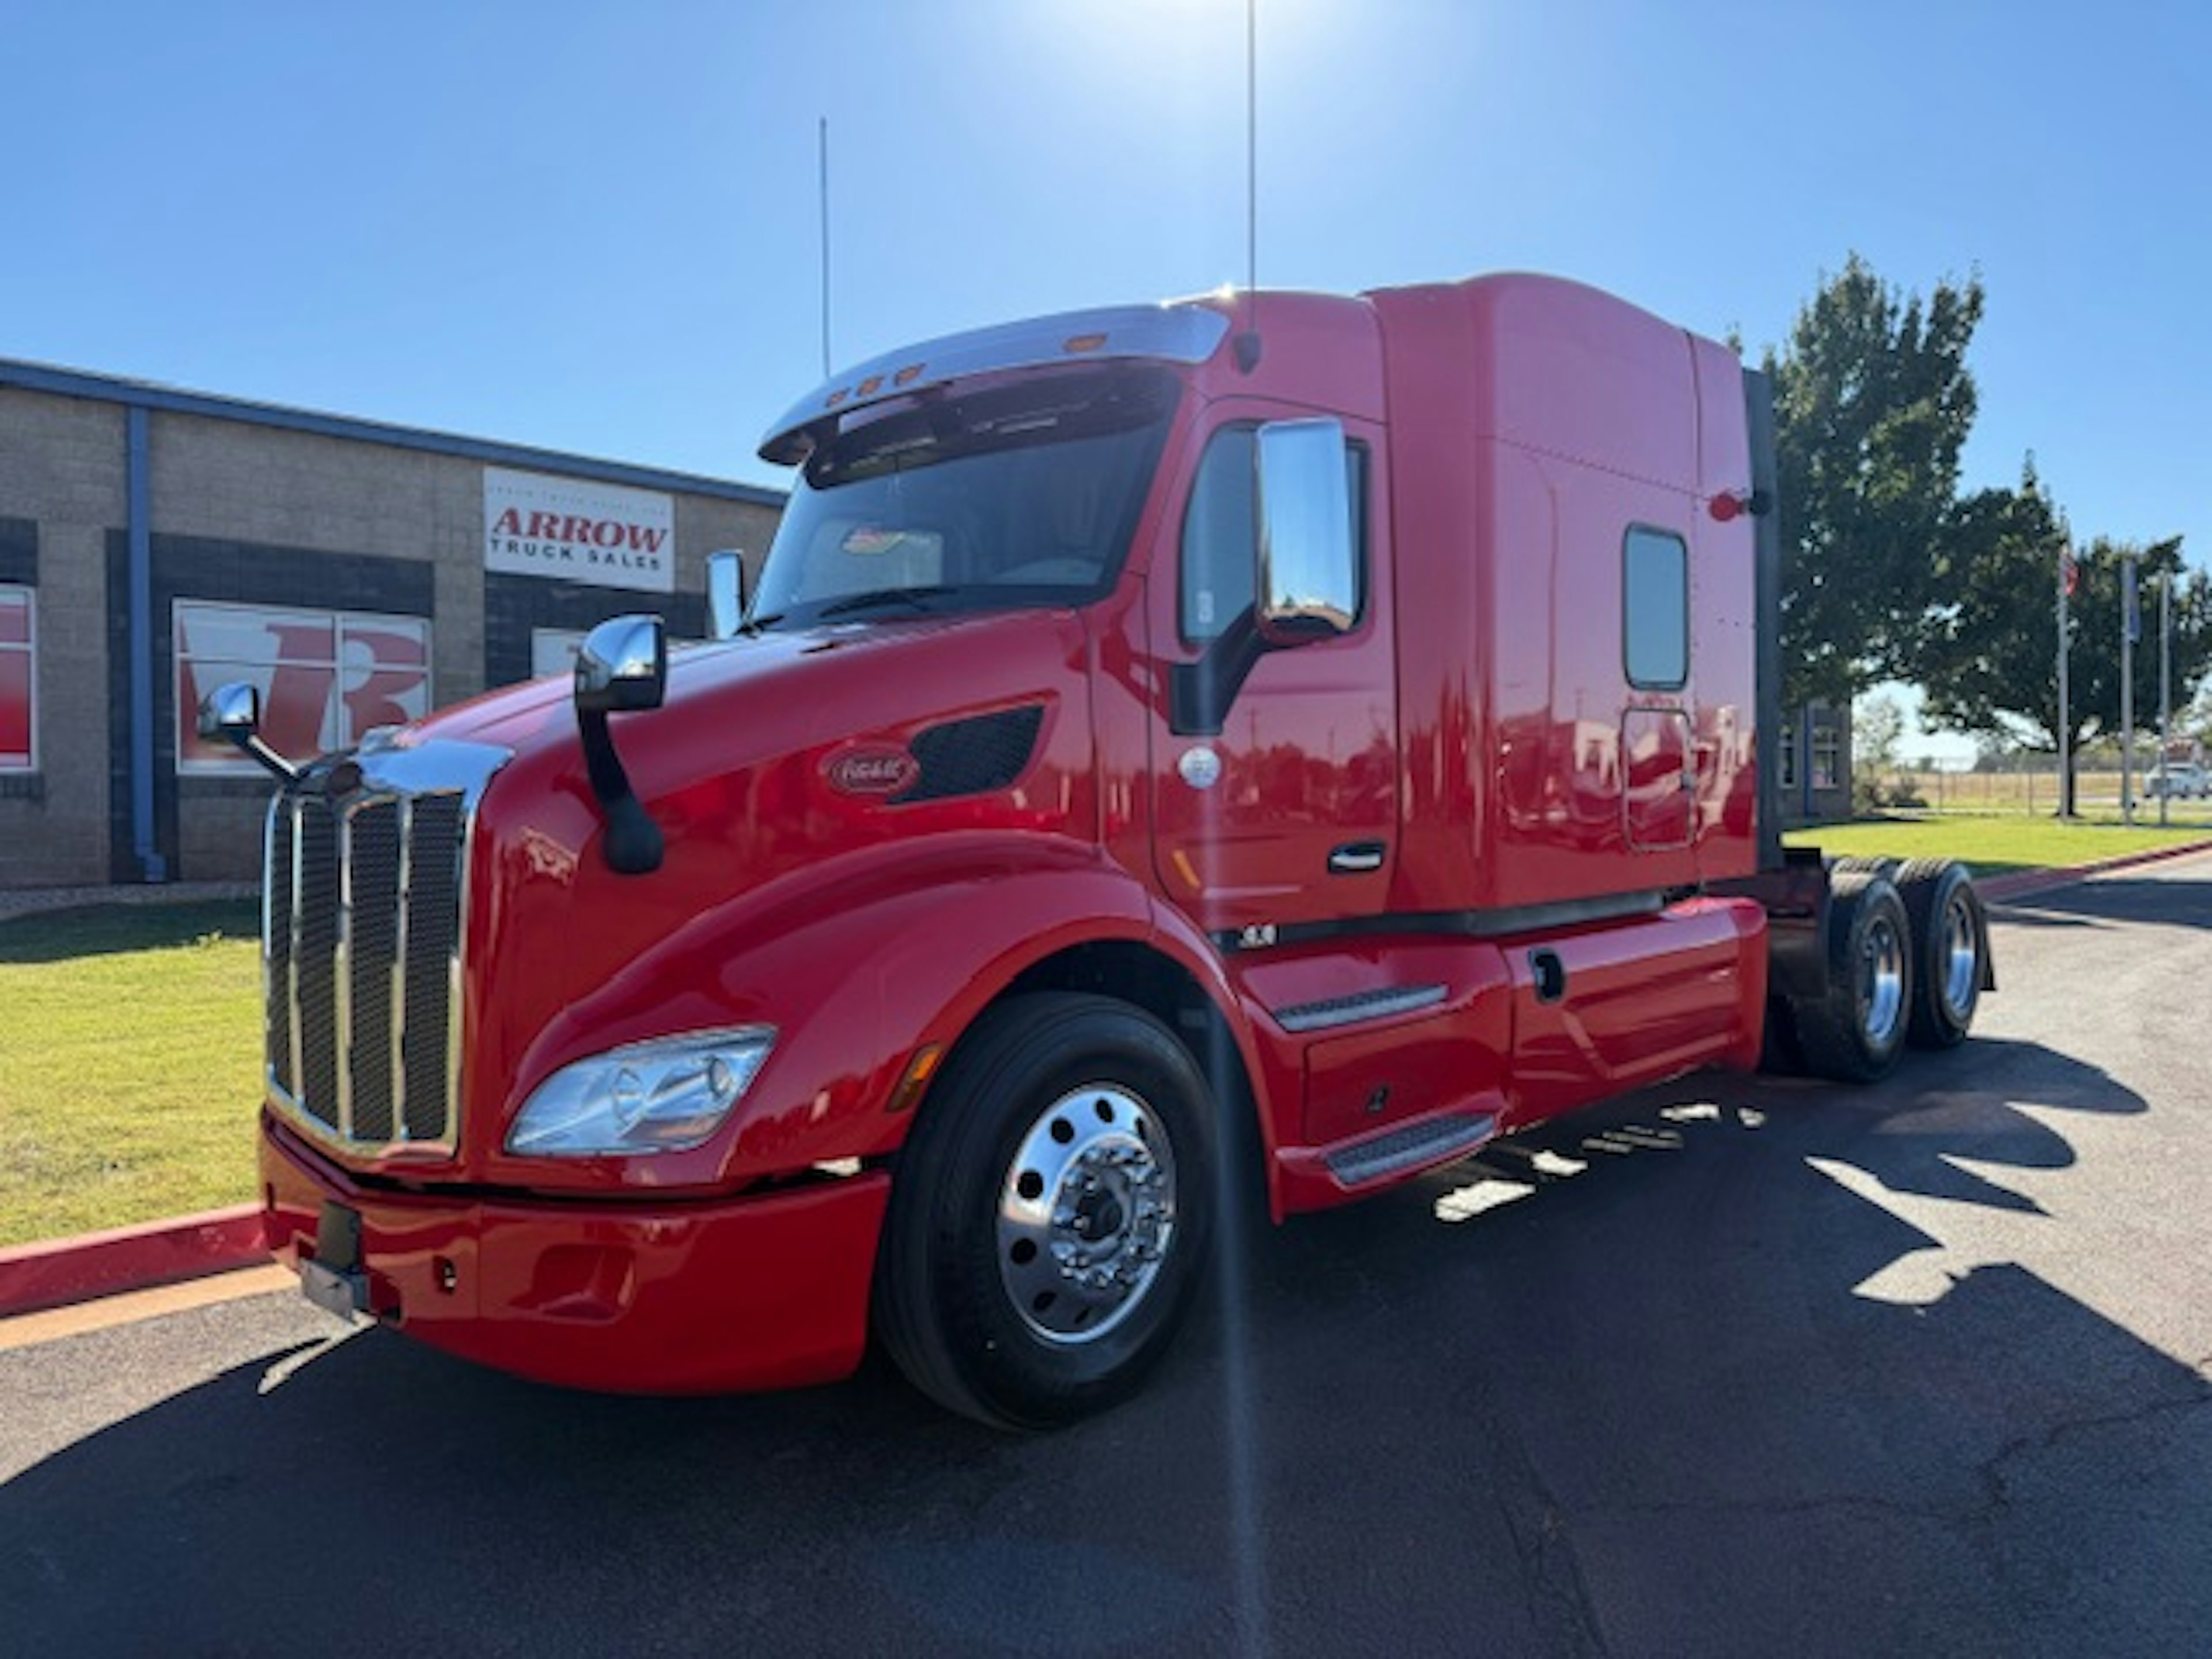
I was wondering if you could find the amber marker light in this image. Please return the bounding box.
[893,363,925,385]
[886,1044,944,1114]
[1064,332,1108,354]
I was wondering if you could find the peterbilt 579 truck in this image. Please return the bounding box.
[206,273,1993,1427]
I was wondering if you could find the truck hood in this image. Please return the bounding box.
[437,607,1100,1135]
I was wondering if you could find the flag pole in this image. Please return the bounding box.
[2160,567,2172,827]
[2057,539,2071,817]
[2121,554,2137,827]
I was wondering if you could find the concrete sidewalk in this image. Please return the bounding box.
[0,880,256,925]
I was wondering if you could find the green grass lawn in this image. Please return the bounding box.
[1785,815,2212,878]
[0,901,263,1248]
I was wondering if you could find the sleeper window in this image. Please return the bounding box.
[1623,527,1688,690]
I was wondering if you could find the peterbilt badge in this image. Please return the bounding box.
[824,745,919,797]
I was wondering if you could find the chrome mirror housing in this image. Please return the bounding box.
[1255,417,1357,645]
[198,680,262,741]
[706,550,749,641]
[196,680,299,782]
[572,616,666,874]
[574,615,668,715]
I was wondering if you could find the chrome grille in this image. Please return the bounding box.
[345,798,401,1142]
[263,740,506,1156]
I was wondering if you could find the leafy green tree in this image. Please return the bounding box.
[1765,255,1986,709]
[1849,689,1908,811]
[1921,461,2207,812]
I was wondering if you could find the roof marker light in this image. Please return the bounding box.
[1064,333,1108,354]
[857,376,883,396]
[893,363,924,386]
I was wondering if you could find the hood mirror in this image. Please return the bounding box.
[574,615,667,714]
[196,681,300,782]
[572,615,667,874]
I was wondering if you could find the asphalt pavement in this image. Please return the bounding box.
[3,857,2209,1657]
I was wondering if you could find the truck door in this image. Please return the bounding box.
[1149,413,1398,940]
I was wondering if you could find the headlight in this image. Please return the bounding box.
[505,1027,775,1156]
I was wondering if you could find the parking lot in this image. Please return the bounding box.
[4,857,2210,1657]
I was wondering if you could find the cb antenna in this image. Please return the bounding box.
[818,116,832,377]
[1234,0,1263,373]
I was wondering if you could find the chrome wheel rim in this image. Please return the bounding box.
[997,1084,1177,1346]
[1940,891,1980,1020]
[1862,913,1906,1047]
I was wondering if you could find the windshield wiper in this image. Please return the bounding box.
[815,585,963,618]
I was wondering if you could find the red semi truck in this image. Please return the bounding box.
[207,273,1993,1426]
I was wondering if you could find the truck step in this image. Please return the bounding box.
[1275,983,1448,1033]
[1324,1112,1498,1188]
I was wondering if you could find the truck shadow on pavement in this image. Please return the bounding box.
[3,1037,2208,1659]
[1993,873,2212,935]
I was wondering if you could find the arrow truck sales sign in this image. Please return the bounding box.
[484,468,676,593]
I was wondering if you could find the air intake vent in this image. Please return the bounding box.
[896,704,1046,804]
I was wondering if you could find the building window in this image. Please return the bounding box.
[1623,526,1689,690]
[1777,722,1798,791]
[1810,725,1841,791]
[0,586,33,771]
[175,600,431,774]
[531,628,587,681]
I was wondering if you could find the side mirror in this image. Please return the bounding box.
[198,680,262,743]
[196,681,299,782]
[574,615,667,715]
[572,616,666,874]
[1254,418,1356,645]
[706,549,750,641]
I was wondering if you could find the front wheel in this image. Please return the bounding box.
[874,993,1216,1429]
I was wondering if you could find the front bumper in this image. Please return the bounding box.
[260,1115,889,1394]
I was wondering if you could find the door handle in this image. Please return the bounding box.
[1328,841,1387,874]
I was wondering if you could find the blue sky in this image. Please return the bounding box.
[3,1,2204,750]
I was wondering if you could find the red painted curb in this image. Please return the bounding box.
[1977,837,2212,902]
[0,1205,268,1319]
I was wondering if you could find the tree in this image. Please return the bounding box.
[1849,689,1910,813]
[1920,460,2209,812]
[1765,255,1986,710]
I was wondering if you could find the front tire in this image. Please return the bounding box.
[874,993,1216,1429]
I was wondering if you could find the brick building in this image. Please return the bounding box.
[1776,701,1854,825]
[0,359,783,888]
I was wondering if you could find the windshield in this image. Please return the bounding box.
[751,368,1177,629]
